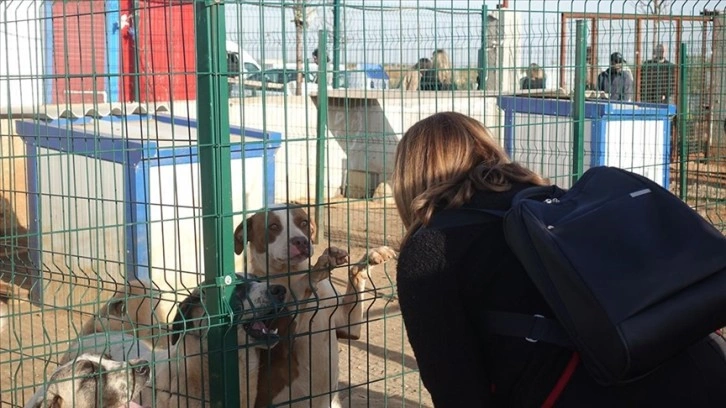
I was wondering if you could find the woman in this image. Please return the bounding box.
[421,49,456,91]
[392,111,726,407]
[597,52,634,101]
[399,58,432,91]
[520,63,546,90]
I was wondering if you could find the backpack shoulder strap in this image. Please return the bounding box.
[426,185,563,231]
[481,311,573,348]
[416,189,574,348]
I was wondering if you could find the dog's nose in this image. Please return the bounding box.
[268,284,287,302]
[290,236,310,250]
[129,359,150,376]
[136,365,150,376]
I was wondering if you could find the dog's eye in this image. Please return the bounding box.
[300,220,309,228]
[269,223,280,231]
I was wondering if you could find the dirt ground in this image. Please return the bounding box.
[0,200,433,407]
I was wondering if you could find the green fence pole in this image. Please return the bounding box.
[332,0,341,89]
[478,4,488,92]
[572,20,587,183]
[315,30,328,243]
[195,1,238,407]
[678,42,689,200]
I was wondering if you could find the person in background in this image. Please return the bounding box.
[311,48,332,85]
[392,110,726,407]
[597,52,634,101]
[519,63,546,90]
[312,47,329,66]
[398,58,432,91]
[421,48,456,91]
[640,43,677,104]
[476,72,484,91]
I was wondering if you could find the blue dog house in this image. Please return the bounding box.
[16,113,281,304]
[497,96,676,188]
[346,64,390,90]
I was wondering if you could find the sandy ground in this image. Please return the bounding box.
[0,200,433,407]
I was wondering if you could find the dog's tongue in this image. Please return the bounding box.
[289,245,301,257]
[253,321,267,332]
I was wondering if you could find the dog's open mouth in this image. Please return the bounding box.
[231,280,288,348]
[242,315,281,347]
[243,319,279,339]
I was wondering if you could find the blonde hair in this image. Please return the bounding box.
[392,112,548,244]
[432,49,452,85]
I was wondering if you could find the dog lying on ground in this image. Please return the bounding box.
[24,352,150,408]
[235,205,398,408]
[145,277,292,408]
[79,279,176,350]
[59,331,154,366]
[64,277,293,407]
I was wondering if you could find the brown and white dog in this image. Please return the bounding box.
[24,353,150,408]
[235,204,397,408]
[145,277,292,408]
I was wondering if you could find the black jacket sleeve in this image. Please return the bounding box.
[396,227,492,407]
[596,71,606,92]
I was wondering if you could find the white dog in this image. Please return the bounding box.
[24,353,150,408]
[146,278,290,408]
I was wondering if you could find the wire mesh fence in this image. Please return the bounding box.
[1,0,725,406]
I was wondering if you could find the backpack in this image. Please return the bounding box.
[430,166,726,386]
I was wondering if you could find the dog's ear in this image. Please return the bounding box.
[171,289,202,345]
[75,358,100,374]
[49,394,62,408]
[234,218,252,255]
[106,297,126,318]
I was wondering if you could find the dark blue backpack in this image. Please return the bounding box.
[431,166,726,385]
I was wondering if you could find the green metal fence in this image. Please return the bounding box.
[0,0,724,406]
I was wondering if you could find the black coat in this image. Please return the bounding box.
[596,68,634,101]
[396,184,726,407]
[419,70,456,91]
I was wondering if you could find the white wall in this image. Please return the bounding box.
[0,1,45,110]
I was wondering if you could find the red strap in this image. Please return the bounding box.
[541,352,580,408]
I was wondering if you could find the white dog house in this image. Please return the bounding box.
[497,96,676,188]
[16,110,281,304]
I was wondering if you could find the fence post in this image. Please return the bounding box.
[315,30,328,243]
[478,4,488,92]
[679,43,689,200]
[711,14,726,161]
[332,0,342,88]
[195,1,239,407]
[572,20,588,183]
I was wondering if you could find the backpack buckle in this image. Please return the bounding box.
[525,314,546,343]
